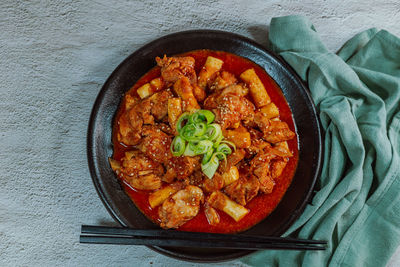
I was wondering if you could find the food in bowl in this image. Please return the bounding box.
[108,50,298,233]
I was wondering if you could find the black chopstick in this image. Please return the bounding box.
[80,225,327,250]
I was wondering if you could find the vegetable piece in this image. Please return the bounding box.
[198,56,224,89]
[259,102,279,119]
[176,112,190,132]
[150,77,164,92]
[208,191,249,222]
[189,109,215,125]
[180,123,207,141]
[240,68,271,107]
[221,166,239,186]
[223,128,251,149]
[216,143,232,155]
[171,110,234,179]
[168,98,182,134]
[171,136,186,156]
[205,123,222,141]
[201,153,220,179]
[149,185,179,208]
[137,83,152,99]
[184,140,213,156]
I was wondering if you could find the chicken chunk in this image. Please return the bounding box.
[120,150,164,177]
[188,170,204,186]
[173,77,200,112]
[271,158,288,179]
[204,93,255,129]
[224,175,260,206]
[202,172,224,193]
[165,156,201,182]
[258,175,275,194]
[139,125,172,164]
[204,200,220,225]
[159,185,204,229]
[254,112,295,143]
[125,173,162,191]
[156,55,197,85]
[148,89,174,120]
[220,84,248,97]
[117,111,141,146]
[209,71,237,90]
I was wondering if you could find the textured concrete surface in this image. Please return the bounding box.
[0,1,399,266]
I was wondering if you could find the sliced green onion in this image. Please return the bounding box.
[198,110,215,124]
[180,124,204,141]
[216,143,232,155]
[201,153,220,179]
[213,134,224,148]
[220,140,236,152]
[202,147,214,165]
[171,136,186,156]
[193,122,207,136]
[183,142,197,156]
[184,140,213,156]
[214,151,227,162]
[176,112,190,132]
[171,109,233,178]
[205,123,222,141]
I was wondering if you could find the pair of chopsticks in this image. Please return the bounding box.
[80,225,327,250]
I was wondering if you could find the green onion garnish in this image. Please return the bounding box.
[170,109,236,179]
[171,136,186,156]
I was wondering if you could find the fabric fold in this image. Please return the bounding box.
[242,15,400,267]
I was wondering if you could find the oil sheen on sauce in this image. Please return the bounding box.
[112,50,299,233]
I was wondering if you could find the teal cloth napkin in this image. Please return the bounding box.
[242,15,400,267]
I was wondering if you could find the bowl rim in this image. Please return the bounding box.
[87,29,322,262]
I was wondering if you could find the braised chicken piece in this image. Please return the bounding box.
[192,84,207,102]
[209,71,237,90]
[125,173,162,191]
[117,111,142,146]
[246,139,271,157]
[173,77,200,111]
[258,175,275,194]
[220,84,248,97]
[271,158,289,179]
[117,151,164,190]
[204,92,255,129]
[164,156,201,182]
[202,172,224,193]
[148,89,174,120]
[157,122,175,136]
[156,55,197,85]
[218,149,246,173]
[139,125,172,164]
[224,175,260,206]
[159,185,204,229]
[249,145,292,193]
[204,199,220,225]
[117,93,162,146]
[188,170,205,186]
[120,150,164,177]
[254,111,295,143]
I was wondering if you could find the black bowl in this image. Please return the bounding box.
[87,30,322,262]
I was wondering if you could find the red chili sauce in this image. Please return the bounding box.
[112,50,299,233]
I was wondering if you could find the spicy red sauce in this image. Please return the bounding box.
[112,50,298,233]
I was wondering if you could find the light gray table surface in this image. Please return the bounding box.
[1,1,399,266]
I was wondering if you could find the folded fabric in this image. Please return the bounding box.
[242,15,400,267]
